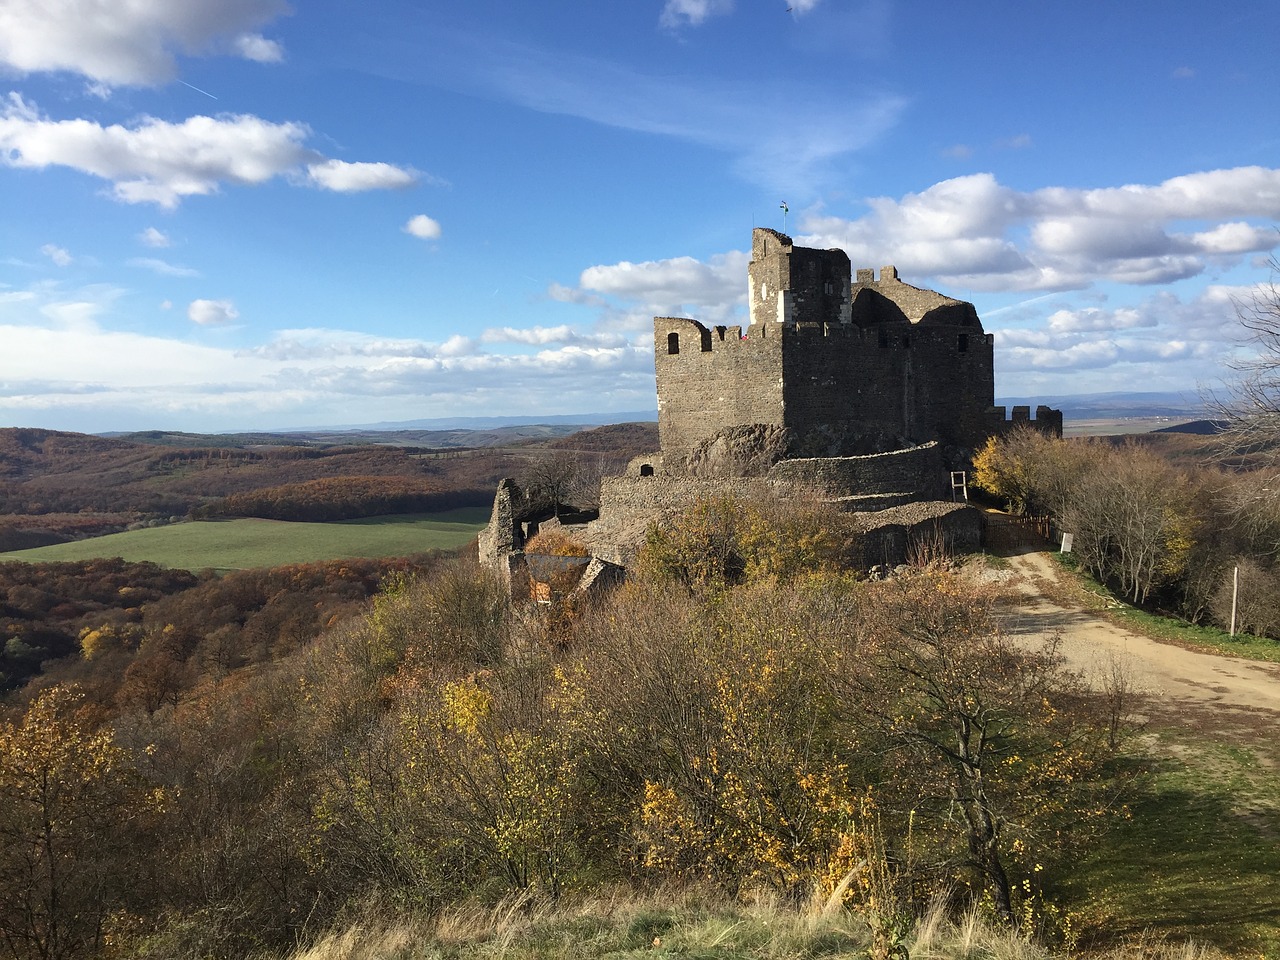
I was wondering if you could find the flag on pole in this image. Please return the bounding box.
[779,201,789,214]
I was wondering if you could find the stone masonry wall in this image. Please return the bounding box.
[779,323,996,452]
[767,442,946,501]
[655,318,784,468]
[748,229,853,327]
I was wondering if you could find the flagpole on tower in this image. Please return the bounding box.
[780,201,788,233]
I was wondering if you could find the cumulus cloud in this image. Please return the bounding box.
[986,283,1251,395]
[40,244,71,266]
[479,325,629,348]
[579,250,749,321]
[0,283,659,431]
[139,227,170,248]
[0,95,420,207]
[403,214,442,240]
[233,33,284,64]
[798,166,1280,291]
[0,0,290,86]
[188,298,239,326]
[307,160,417,192]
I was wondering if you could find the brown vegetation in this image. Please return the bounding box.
[973,427,1280,635]
[0,490,1133,958]
[0,423,658,540]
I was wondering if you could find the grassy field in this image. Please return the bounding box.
[1062,730,1280,956]
[0,509,490,571]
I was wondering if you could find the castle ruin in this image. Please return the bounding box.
[480,228,1061,587]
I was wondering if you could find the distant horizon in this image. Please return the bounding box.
[0,389,1203,440]
[1,1,1275,434]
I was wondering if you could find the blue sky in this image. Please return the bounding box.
[1,0,1278,433]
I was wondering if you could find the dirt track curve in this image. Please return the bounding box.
[997,551,1280,741]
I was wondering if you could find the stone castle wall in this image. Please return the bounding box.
[654,319,784,467]
[654,315,999,465]
[768,442,947,502]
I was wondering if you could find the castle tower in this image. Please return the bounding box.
[748,228,852,326]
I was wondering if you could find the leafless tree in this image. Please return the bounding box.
[1212,256,1280,477]
[521,451,582,518]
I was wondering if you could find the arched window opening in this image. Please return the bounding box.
[667,332,679,355]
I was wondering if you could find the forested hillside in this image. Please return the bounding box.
[0,423,658,545]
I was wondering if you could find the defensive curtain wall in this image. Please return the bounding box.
[479,228,1062,593]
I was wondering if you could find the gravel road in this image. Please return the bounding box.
[997,550,1280,744]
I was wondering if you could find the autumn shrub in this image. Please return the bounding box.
[569,579,883,900]
[523,530,590,557]
[0,686,160,960]
[635,494,859,592]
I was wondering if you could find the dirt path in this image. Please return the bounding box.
[997,550,1280,740]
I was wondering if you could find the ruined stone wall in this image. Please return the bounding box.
[850,266,981,325]
[597,473,774,521]
[985,404,1064,439]
[767,442,947,502]
[654,318,784,467]
[854,502,984,568]
[777,323,996,452]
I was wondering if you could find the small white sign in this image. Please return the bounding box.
[1060,533,1074,554]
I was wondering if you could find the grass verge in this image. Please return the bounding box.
[1048,552,1280,663]
[0,509,489,571]
[1062,731,1280,958]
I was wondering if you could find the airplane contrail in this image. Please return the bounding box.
[178,79,218,100]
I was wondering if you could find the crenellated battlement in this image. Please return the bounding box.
[655,230,1062,466]
[986,404,1064,438]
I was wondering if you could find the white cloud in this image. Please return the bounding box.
[1187,222,1276,255]
[0,0,289,86]
[0,285,657,431]
[403,214,442,240]
[40,243,71,266]
[233,33,284,64]
[129,257,199,278]
[579,250,749,321]
[188,298,239,326]
[307,159,417,192]
[1045,307,1158,334]
[0,95,420,207]
[660,0,734,28]
[798,167,1280,292]
[139,227,170,248]
[479,325,628,348]
[986,283,1249,395]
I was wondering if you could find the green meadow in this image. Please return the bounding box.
[0,509,490,572]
